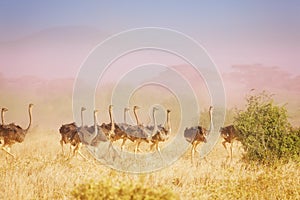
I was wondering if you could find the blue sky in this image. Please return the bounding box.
[1,1,299,40]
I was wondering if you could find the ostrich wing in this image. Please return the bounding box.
[117,123,129,132]
[125,125,151,141]
[1,124,22,135]
[78,126,99,145]
[59,122,77,134]
[184,127,199,143]
[90,128,108,146]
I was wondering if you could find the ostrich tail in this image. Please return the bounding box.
[16,131,26,143]
[59,125,64,134]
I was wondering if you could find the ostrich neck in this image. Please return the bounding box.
[109,109,115,131]
[1,110,5,125]
[25,107,32,132]
[93,112,98,139]
[134,108,140,125]
[208,110,213,132]
[153,109,157,128]
[165,112,171,132]
[124,110,127,124]
[81,110,84,127]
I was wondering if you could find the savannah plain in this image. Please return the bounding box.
[0,73,299,200]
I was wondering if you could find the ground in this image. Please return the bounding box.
[0,129,299,200]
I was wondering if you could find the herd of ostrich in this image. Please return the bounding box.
[0,103,239,164]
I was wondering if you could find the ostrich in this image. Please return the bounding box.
[220,125,240,162]
[98,105,117,140]
[78,110,99,145]
[85,105,117,146]
[184,106,213,165]
[125,106,152,157]
[0,103,33,158]
[99,105,129,145]
[149,109,172,158]
[107,105,116,139]
[115,107,131,151]
[59,107,86,158]
[118,107,130,132]
[146,107,160,136]
[86,107,110,149]
[90,105,120,160]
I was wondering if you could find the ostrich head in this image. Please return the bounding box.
[124,107,130,112]
[133,105,141,111]
[167,109,171,113]
[153,107,159,111]
[2,108,8,112]
[94,109,99,115]
[81,107,86,112]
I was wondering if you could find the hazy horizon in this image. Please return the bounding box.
[0,1,299,127]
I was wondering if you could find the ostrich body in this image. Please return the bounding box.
[59,122,80,152]
[59,107,85,158]
[220,125,240,161]
[150,109,171,157]
[0,104,33,158]
[184,106,213,164]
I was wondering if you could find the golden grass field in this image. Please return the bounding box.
[0,86,299,199]
[0,127,299,200]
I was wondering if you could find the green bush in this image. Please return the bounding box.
[234,91,300,164]
[71,179,179,200]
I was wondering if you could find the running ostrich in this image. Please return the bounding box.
[59,107,86,158]
[118,107,130,132]
[0,103,33,158]
[149,108,172,158]
[96,106,129,147]
[125,106,152,157]
[184,106,213,165]
[115,107,132,151]
[220,125,240,162]
[78,109,100,145]
[90,105,121,160]
[89,105,116,147]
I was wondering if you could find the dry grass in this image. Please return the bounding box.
[0,129,299,200]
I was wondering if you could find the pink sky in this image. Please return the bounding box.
[0,26,299,80]
[0,26,299,126]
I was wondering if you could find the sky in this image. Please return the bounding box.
[0,1,300,126]
[0,1,299,78]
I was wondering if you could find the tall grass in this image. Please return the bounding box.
[0,129,299,199]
